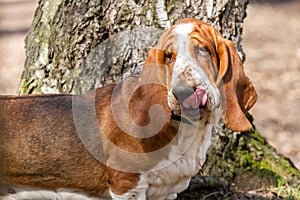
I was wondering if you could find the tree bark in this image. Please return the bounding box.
[18,0,300,198]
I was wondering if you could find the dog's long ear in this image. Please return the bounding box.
[216,36,257,132]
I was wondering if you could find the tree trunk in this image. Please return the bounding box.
[18,0,248,95]
[17,0,300,198]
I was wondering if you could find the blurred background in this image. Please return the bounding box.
[0,0,299,169]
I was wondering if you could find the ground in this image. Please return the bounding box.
[0,0,299,196]
[243,0,300,170]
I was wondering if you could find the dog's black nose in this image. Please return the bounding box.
[172,85,195,104]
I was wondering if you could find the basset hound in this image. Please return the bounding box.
[0,18,257,200]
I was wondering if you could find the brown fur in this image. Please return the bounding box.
[0,89,112,195]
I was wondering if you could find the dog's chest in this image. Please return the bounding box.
[140,124,213,199]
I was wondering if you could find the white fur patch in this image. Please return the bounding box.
[173,23,194,36]
[145,123,215,199]
[0,187,110,200]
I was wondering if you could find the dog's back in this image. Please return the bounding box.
[0,85,116,196]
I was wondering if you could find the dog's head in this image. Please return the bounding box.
[141,19,257,132]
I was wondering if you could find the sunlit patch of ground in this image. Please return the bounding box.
[244,0,300,169]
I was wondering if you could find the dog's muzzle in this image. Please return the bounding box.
[172,85,209,121]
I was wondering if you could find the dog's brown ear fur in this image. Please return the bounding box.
[216,36,257,132]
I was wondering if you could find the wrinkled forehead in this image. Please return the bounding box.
[157,22,217,54]
[157,23,195,52]
[172,23,195,49]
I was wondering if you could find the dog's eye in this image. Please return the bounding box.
[196,47,209,57]
[165,52,173,64]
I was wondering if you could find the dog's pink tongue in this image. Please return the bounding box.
[182,89,207,109]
